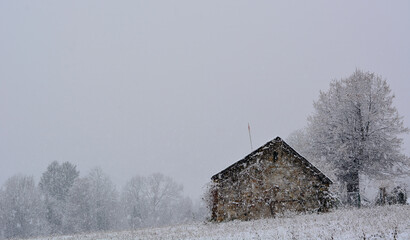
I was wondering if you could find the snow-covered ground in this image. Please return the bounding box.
[32,205,410,240]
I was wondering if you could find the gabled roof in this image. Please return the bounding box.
[211,136,333,185]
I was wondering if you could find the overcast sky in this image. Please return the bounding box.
[1,1,409,199]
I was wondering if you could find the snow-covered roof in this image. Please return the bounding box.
[211,136,333,185]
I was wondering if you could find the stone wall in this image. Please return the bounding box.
[212,141,332,222]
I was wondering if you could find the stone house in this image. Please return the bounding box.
[210,137,333,222]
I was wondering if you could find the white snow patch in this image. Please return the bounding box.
[30,205,410,240]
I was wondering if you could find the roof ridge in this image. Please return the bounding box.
[211,136,332,184]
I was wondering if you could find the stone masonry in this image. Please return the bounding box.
[211,137,333,222]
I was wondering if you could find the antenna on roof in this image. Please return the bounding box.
[248,122,253,151]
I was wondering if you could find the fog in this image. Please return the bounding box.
[1,1,410,199]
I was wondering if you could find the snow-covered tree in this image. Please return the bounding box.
[191,197,208,222]
[0,175,47,239]
[144,173,183,226]
[88,168,119,231]
[307,70,409,205]
[64,168,119,233]
[287,129,311,158]
[120,173,186,229]
[0,187,3,239]
[287,129,337,181]
[171,196,194,224]
[64,177,92,233]
[39,161,79,234]
[121,176,148,229]
[39,161,79,201]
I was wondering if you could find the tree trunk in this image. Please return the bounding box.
[345,170,361,207]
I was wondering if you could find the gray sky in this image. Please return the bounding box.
[1,1,409,199]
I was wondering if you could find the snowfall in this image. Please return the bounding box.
[30,205,410,240]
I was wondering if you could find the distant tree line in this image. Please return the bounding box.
[0,162,206,239]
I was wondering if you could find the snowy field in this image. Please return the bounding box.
[32,205,410,240]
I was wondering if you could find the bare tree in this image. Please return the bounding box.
[144,173,183,226]
[121,173,186,229]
